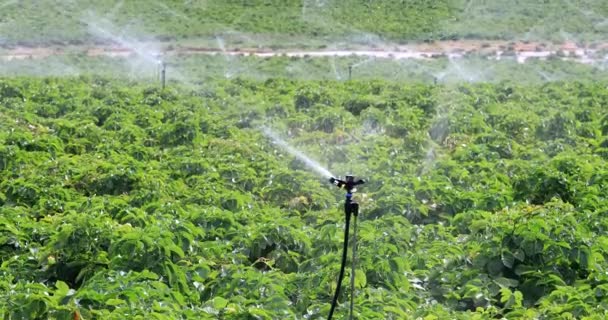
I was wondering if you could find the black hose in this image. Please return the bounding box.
[328,208,351,320]
[349,212,358,320]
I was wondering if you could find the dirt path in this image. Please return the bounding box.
[2,40,608,64]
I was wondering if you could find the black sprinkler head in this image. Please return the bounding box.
[329,175,365,192]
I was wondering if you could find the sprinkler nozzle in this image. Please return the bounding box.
[329,175,365,192]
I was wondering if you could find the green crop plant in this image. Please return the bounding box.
[1,77,608,318]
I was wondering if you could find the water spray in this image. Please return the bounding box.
[261,127,334,179]
[327,175,364,320]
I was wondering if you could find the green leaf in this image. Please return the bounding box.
[494,277,519,288]
[513,249,525,262]
[500,287,512,304]
[168,244,185,258]
[501,250,515,268]
[105,298,126,306]
[545,274,567,286]
[513,290,524,307]
[140,269,159,280]
[55,281,69,294]
[170,291,186,305]
[121,291,140,303]
[150,312,172,320]
[248,307,272,319]
[193,264,211,281]
[384,305,408,317]
[487,259,504,276]
[355,269,367,288]
[514,264,535,276]
[213,297,229,310]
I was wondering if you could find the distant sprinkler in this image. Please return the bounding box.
[160,61,167,89]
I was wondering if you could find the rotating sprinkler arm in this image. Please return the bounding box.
[329,175,365,193]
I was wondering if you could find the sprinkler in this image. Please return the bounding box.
[160,61,166,89]
[327,175,364,320]
[329,175,364,193]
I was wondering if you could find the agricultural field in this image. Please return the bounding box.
[1,0,608,47]
[0,0,452,47]
[2,78,608,318]
[3,0,608,319]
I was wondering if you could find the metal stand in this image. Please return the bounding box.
[328,192,360,320]
[349,204,359,320]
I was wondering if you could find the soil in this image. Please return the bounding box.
[2,40,607,64]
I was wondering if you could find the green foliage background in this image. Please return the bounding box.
[2,77,608,319]
[1,0,608,46]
